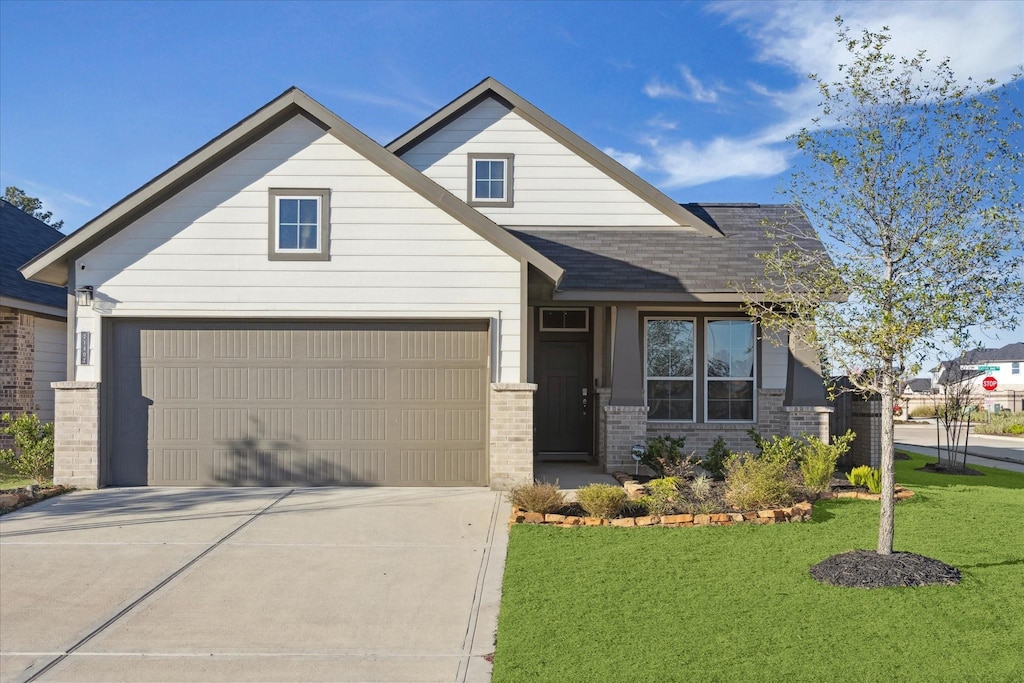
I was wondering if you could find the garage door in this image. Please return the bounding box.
[106,320,489,487]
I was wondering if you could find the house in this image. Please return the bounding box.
[20,78,831,489]
[900,378,934,396]
[934,343,1024,411]
[0,199,67,441]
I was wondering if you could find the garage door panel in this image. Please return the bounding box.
[108,321,488,486]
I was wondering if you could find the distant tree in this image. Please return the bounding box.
[3,186,63,230]
[743,21,1023,556]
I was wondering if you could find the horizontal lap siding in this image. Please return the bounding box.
[75,115,522,382]
[32,317,66,422]
[400,98,688,229]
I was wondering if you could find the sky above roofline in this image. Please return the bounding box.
[1,0,1020,371]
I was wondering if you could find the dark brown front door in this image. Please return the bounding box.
[535,339,591,459]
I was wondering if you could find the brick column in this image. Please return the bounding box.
[489,383,536,490]
[785,405,832,441]
[0,306,36,450]
[52,381,101,488]
[603,405,648,472]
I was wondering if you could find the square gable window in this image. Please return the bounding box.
[268,189,330,261]
[468,153,514,207]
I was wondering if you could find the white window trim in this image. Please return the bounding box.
[704,318,757,423]
[267,188,330,261]
[467,153,514,207]
[539,308,590,332]
[1012,361,1020,375]
[643,316,696,423]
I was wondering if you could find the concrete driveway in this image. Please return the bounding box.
[0,487,509,682]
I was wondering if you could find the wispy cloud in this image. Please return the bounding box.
[604,148,646,172]
[626,0,1023,189]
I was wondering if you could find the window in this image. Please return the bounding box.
[645,318,694,421]
[467,153,514,207]
[706,320,756,421]
[540,308,589,332]
[1013,361,1020,375]
[268,189,330,261]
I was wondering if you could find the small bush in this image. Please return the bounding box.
[689,473,712,501]
[642,436,696,478]
[1007,423,1024,435]
[798,430,855,493]
[723,452,794,510]
[974,412,1024,435]
[846,465,882,494]
[704,437,730,479]
[507,481,565,514]
[909,405,937,418]
[576,483,628,519]
[637,477,682,516]
[0,413,54,486]
[759,434,799,465]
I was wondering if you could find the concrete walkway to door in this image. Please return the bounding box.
[0,487,509,683]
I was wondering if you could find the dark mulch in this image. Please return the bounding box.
[918,462,984,476]
[810,550,961,588]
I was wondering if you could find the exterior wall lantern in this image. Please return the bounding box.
[75,286,94,307]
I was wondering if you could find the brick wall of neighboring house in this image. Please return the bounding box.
[0,305,36,450]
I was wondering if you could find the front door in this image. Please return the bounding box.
[535,339,591,459]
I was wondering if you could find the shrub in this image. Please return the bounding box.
[1008,423,1024,435]
[846,465,882,493]
[642,436,696,478]
[909,405,937,418]
[723,452,794,510]
[0,413,54,486]
[798,430,855,493]
[576,483,628,519]
[759,434,799,465]
[703,437,730,479]
[638,477,682,516]
[974,412,1024,435]
[507,481,565,514]
[689,473,713,501]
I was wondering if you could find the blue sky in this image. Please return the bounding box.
[1,0,1021,368]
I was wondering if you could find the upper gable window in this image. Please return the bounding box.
[268,189,330,261]
[468,153,514,207]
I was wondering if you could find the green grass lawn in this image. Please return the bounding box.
[493,453,1024,682]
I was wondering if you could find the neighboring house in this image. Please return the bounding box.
[21,79,831,489]
[934,343,1024,411]
[0,199,67,440]
[900,378,934,396]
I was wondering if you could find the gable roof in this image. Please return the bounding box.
[936,343,1024,383]
[510,203,825,301]
[386,77,723,239]
[0,199,66,312]
[21,88,564,287]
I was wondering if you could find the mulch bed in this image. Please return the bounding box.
[810,550,961,588]
[917,462,984,476]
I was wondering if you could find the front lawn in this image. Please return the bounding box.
[0,462,34,490]
[494,453,1024,682]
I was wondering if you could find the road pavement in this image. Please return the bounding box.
[894,421,1024,473]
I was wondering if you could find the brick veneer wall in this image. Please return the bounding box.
[489,383,536,490]
[850,398,882,468]
[0,306,36,449]
[646,389,788,457]
[604,405,649,470]
[52,381,101,488]
[594,388,611,469]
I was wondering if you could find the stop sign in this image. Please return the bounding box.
[982,376,998,391]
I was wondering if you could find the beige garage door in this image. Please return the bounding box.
[106,320,489,487]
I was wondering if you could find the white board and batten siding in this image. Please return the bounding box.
[32,316,66,422]
[73,115,523,383]
[399,98,690,229]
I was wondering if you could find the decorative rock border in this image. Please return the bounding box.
[510,501,814,528]
[0,485,71,514]
[820,486,915,502]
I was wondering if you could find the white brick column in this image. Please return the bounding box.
[52,381,101,488]
[489,382,536,490]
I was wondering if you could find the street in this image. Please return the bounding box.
[894,421,1024,473]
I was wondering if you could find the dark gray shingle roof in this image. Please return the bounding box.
[0,199,67,310]
[936,343,1024,383]
[509,203,824,293]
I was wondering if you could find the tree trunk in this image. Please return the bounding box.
[878,386,896,555]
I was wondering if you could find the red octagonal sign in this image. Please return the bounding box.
[982,376,998,391]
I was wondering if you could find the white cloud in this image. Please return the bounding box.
[643,78,685,99]
[630,0,1023,190]
[678,65,720,103]
[604,147,646,172]
[646,114,678,130]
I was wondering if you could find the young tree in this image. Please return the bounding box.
[744,21,1023,556]
[3,186,64,230]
